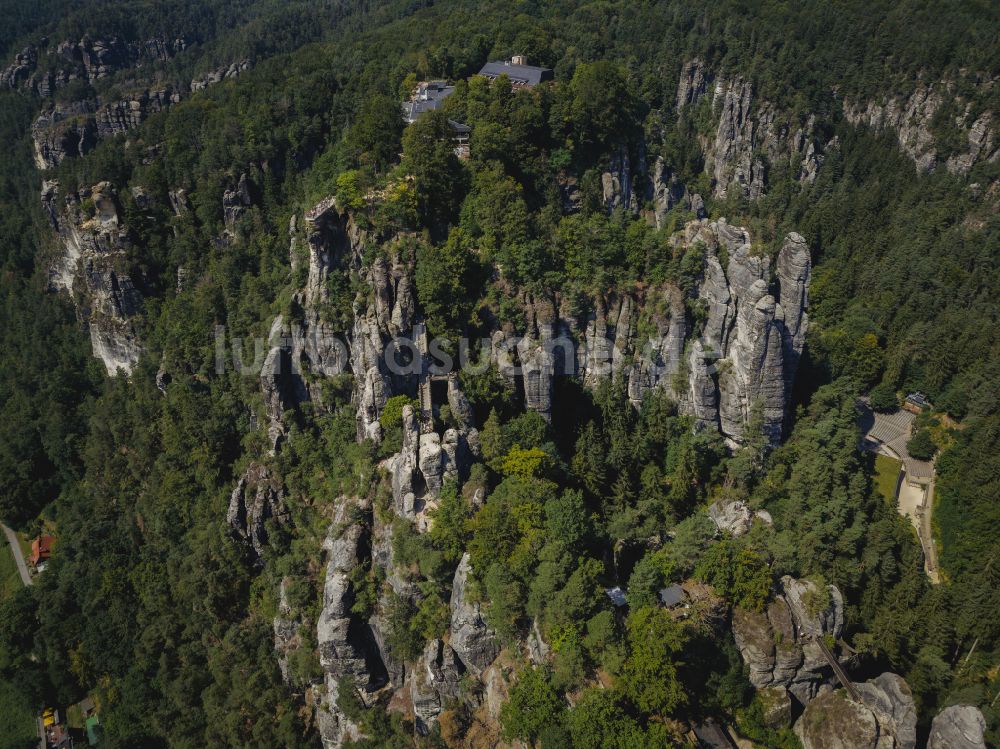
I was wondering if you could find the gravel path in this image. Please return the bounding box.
[2,524,32,587]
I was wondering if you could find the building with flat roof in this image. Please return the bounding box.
[477,56,553,87]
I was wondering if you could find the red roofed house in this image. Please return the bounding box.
[29,535,54,566]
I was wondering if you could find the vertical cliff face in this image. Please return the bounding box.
[476,219,810,445]
[42,180,143,375]
[15,36,247,170]
[844,79,998,175]
[221,189,808,749]
[672,59,831,201]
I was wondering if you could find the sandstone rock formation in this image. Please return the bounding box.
[675,58,713,112]
[223,172,253,228]
[794,673,917,749]
[449,553,499,675]
[317,499,387,694]
[478,218,810,445]
[732,576,845,705]
[844,80,998,175]
[273,578,303,685]
[855,673,917,749]
[795,690,881,749]
[410,639,464,735]
[3,35,188,96]
[758,685,793,728]
[42,180,144,374]
[227,462,288,564]
[190,59,250,91]
[32,89,179,169]
[708,497,754,536]
[928,705,988,749]
[700,73,829,200]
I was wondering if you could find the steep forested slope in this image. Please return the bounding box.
[0,1,998,748]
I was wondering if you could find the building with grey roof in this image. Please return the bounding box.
[402,80,455,123]
[659,583,687,608]
[477,56,553,87]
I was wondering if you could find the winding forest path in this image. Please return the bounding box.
[2,524,32,587]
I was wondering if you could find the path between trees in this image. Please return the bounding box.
[2,523,32,587]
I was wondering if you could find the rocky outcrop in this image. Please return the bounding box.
[274,578,303,685]
[593,59,833,218]
[32,102,98,170]
[758,686,793,728]
[855,673,917,749]
[601,146,640,214]
[794,673,917,749]
[482,219,810,445]
[794,690,881,749]
[20,41,246,170]
[32,89,179,169]
[42,180,144,374]
[97,88,178,138]
[707,497,754,536]
[284,190,810,453]
[3,36,188,95]
[317,499,386,693]
[227,462,288,564]
[649,156,706,227]
[190,59,251,91]
[449,553,499,675]
[410,639,464,735]
[928,705,988,749]
[777,232,811,394]
[844,80,998,175]
[1,46,38,89]
[315,677,363,749]
[675,58,713,112]
[708,77,767,200]
[673,64,831,200]
[732,577,845,705]
[781,575,844,639]
[223,173,253,228]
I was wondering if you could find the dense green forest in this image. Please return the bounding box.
[0,0,998,747]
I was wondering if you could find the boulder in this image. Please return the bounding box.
[855,673,917,749]
[708,497,754,536]
[928,705,988,749]
[794,690,880,749]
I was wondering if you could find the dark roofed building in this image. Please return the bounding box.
[402,80,455,123]
[658,583,687,608]
[477,56,553,87]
